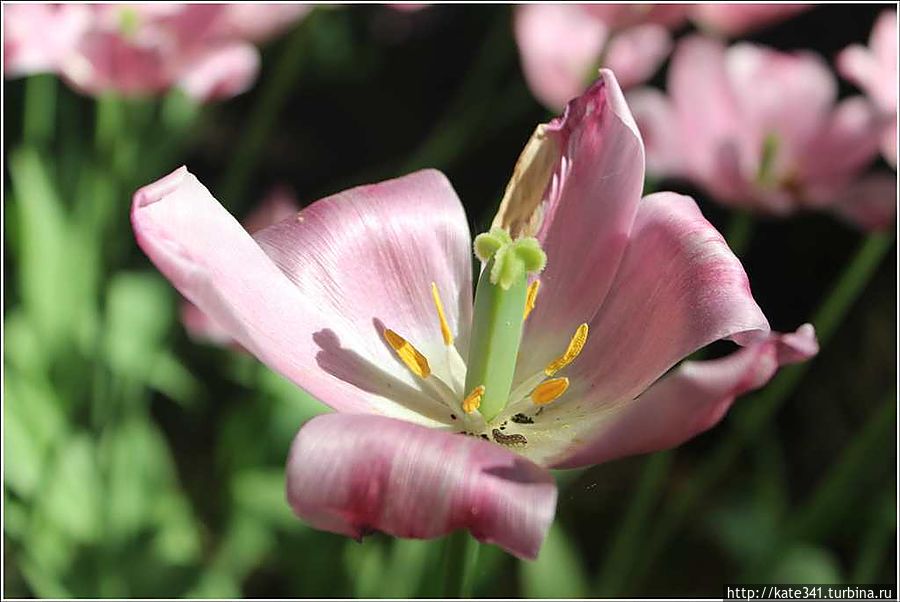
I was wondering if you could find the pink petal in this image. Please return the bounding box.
[627,87,682,177]
[837,11,898,114]
[690,4,809,36]
[603,24,672,89]
[180,300,234,346]
[566,191,770,409]
[667,36,746,197]
[515,70,646,379]
[178,42,260,102]
[286,413,557,559]
[800,96,882,193]
[133,167,472,423]
[180,186,300,345]
[553,324,818,468]
[513,4,608,111]
[828,173,897,232]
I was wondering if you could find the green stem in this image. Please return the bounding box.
[23,74,57,147]
[725,210,755,258]
[741,392,895,581]
[627,232,894,592]
[441,530,480,598]
[94,93,123,154]
[852,488,895,583]
[594,451,672,596]
[219,23,308,205]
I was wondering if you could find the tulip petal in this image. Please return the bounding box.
[286,413,557,560]
[567,191,770,408]
[515,70,646,380]
[133,167,472,423]
[549,325,818,468]
[627,87,681,177]
[178,42,260,102]
[513,4,608,111]
[829,173,898,232]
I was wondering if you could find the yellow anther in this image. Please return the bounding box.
[430,282,454,346]
[462,385,485,414]
[545,323,589,376]
[384,329,431,378]
[523,279,541,320]
[531,377,569,405]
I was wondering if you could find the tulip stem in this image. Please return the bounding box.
[724,210,755,258]
[441,530,480,598]
[626,231,894,592]
[23,73,57,147]
[219,21,309,206]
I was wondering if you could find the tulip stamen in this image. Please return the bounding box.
[383,329,431,378]
[462,385,485,414]
[545,323,589,376]
[531,377,569,405]
[523,280,540,320]
[430,282,454,346]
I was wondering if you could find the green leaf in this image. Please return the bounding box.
[37,434,102,543]
[104,272,201,405]
[768,544,842,584]
[232,468,300,530]
[8,148,74,351]
[105,416,177,539]
[520,522,588,598]
[3,371,68,499]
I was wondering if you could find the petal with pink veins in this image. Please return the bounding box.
[133,167,472,424]
[567,191,770,412]
[549,324,818,468]
[286,413,557,560]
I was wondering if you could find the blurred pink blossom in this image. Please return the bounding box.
[838,10,898,168]
[514,4,810,111]
[134,71,816,557]
[4,4,309,102]
[629,36,896,230]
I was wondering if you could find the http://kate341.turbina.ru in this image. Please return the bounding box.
[132,70,817,559]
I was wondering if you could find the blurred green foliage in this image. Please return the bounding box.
[3,4,896,598]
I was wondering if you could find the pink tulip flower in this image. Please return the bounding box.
[182,186,300,345]
[838,10,898,168]
[629,36,896,231]
[4,4,308,102]
[132,71,817,559]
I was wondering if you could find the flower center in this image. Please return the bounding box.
[380,228,590,446]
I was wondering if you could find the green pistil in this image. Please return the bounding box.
[756,132,781,188]
[465,228,546,421]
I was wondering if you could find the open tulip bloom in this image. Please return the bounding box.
[629,36,897,231]
[132,71,818,559]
